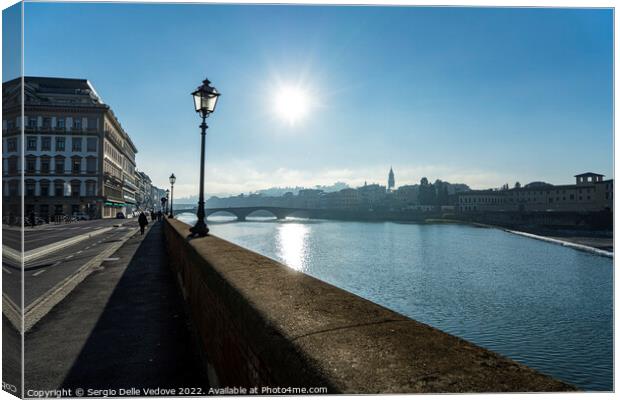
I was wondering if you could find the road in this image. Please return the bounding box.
[3,218,133,252]
[2,218,145,312]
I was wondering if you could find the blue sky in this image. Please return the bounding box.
[14,3,614,198]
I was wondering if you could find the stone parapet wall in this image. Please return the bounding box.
[163,218,574,393]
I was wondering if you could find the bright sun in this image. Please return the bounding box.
[273,86,310,125]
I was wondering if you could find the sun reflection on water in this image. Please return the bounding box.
[276,223,309,271]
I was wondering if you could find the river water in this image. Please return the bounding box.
[176,213,613,391]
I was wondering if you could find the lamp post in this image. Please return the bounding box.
[189,77,220,237]
[169,173,176,218]
[165,189,170,215]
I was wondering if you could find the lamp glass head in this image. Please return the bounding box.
[169,173,176,185]
[192,78,220,117]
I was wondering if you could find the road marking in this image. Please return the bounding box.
[103,257,120,261]
[23,227,140,332]
[76,250,83,254]
[2,267,11,274]
[32,269,46,277]
[66,255,73,259]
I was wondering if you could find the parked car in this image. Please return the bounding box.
[116,212,126,219]
[73,213,91,221]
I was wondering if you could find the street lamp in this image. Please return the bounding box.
[189,77,220,237]
[165,189,170,215]
[169,173,176,218]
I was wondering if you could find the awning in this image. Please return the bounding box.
[104,201,126,207]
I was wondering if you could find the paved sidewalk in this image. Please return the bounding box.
[24,222,208,394]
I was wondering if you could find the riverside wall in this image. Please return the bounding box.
[163,217,575,393]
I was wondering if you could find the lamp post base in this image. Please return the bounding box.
[189,220,209,237]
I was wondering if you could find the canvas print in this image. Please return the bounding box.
[1,1,614,397]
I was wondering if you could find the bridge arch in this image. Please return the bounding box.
[206,209,244,221]
[245,209,280,220]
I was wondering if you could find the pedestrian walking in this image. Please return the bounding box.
[138,211,148,235]
[29,211,36,228]
[157,211,163,221]
[151,210,156,221]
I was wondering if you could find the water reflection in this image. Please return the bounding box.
[276,223,309,271]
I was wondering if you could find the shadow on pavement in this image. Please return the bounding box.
[58,222,208,394]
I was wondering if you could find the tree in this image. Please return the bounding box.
[418,177,436,205]
[514,181,521,189]
[501,183,509,191]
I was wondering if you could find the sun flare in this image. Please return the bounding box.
[273,86,310,125]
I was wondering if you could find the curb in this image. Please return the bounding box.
[2,293,22,333]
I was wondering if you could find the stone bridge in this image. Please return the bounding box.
[173,206,312,221]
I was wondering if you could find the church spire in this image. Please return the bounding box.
[388,166,395,191]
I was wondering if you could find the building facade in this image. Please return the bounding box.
[2,77,139,220]
[456,173,613,213]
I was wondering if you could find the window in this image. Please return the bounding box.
[8,157,17,173]
[28,117,37,128]
[55,157,65,174]
[40,182,49,197]
[26,158,36,173]
[42,136,51,151]
[8,181,18,196]
[86,158,97,173]
[570,194,575,200]
[71,182,81,197]
[73,118,82,129]
[54,204,63,215]
[72,138,82,152]
[41,158,50,174]
[54,182,65,197]
[87,117,97,129]
[86,181,96,196]
[27,136,37,151]
[87,137,97,152]
[7,138,16,152]
[72,158,81,174]
[42,117,51,128]
[25,182,35,197]
[56,137,66,151]
[57,118,65,129]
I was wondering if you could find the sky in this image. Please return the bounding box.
[9,2,614,199]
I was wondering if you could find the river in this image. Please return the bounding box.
[176,213,613,391]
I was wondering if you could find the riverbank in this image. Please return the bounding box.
[425,218,613,256]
